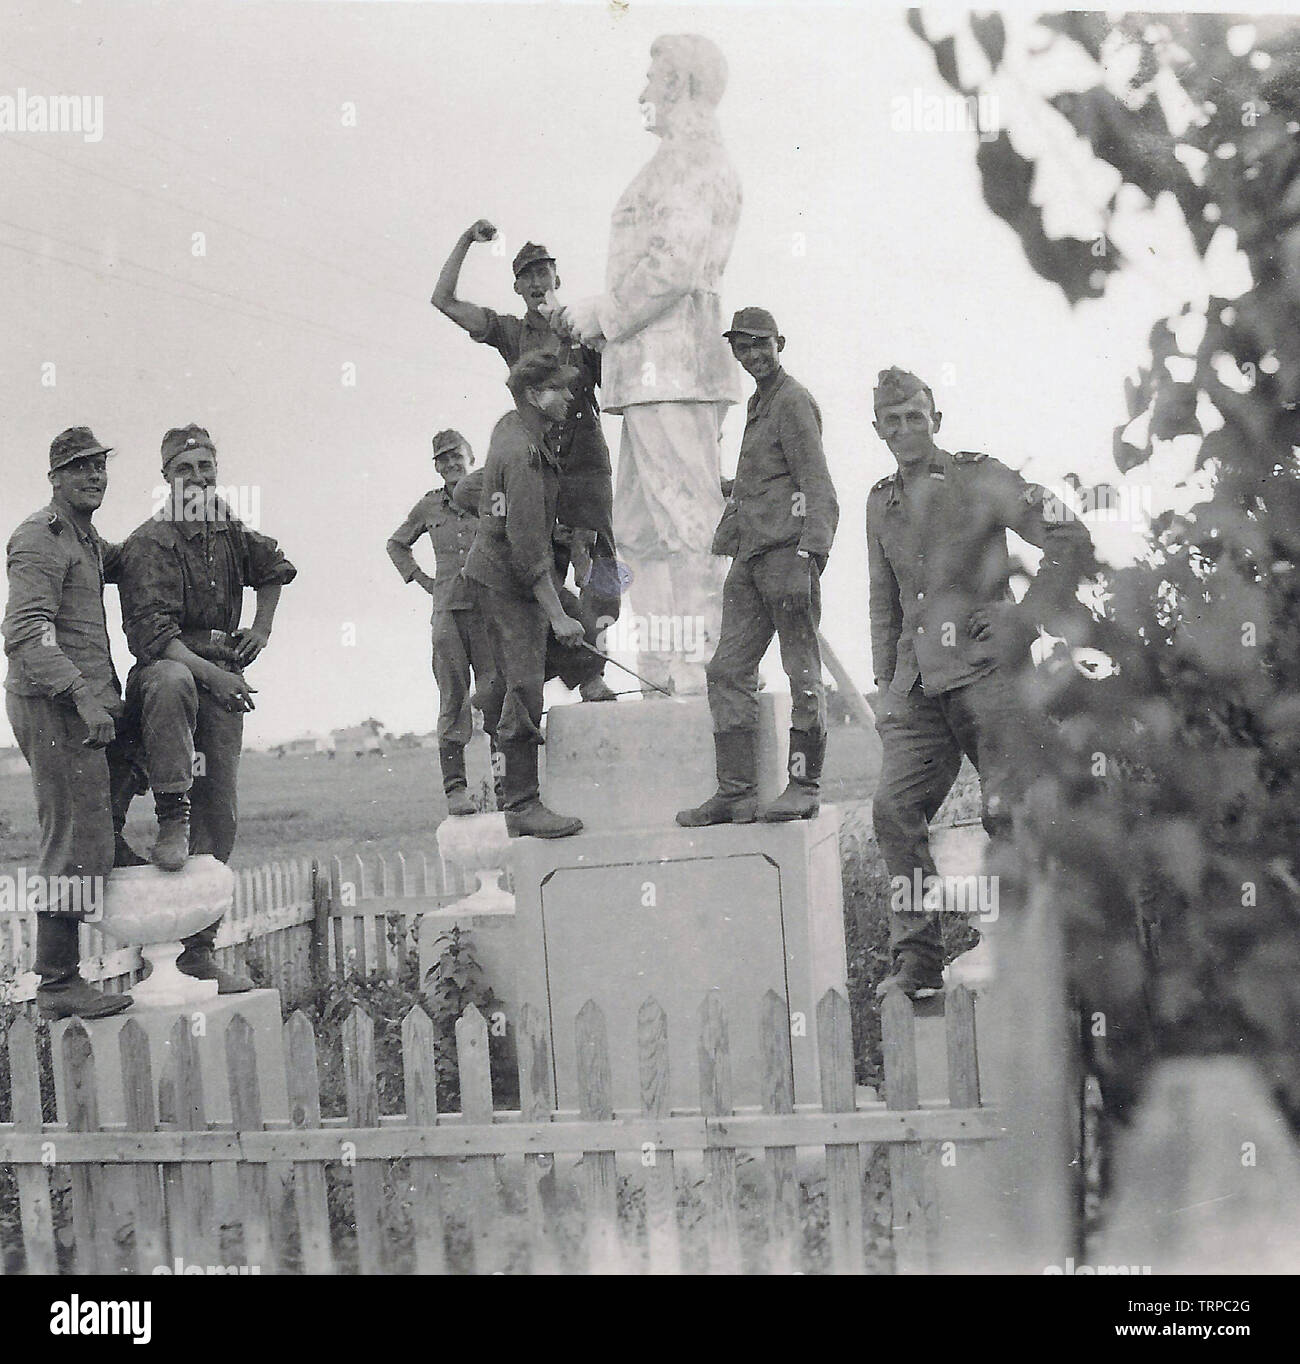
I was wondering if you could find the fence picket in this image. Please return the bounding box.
[637,997,680,1274]
[517,1003,561,1274]
[61,1022,117,1273]
[226,1013,277,1273]
[342,1008,385,1273]
[171,1016,217,1269]
[576,999,620,1273]
[818,988,865,1274]
[283,1011,334,1273]
[400,1006,447,1274]
[881,991,931,1273]
[119,1020,168,1274]
[455,1003,503,1273]
[760,990,799,1275]
[698,995,741,1274]
[8,1017,58,1273]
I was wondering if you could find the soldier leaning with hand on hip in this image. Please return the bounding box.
[115,424,296,994]
[677,308,839,827]
[867,367,1094,1000]
[387,428,504,816]
[2,427,140,1019]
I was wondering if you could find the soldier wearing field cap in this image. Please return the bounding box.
[3,427,140,1019]
[433,224,620,698]
[867,366,1094,999]
[387,427,504,816]
[116,424,296,994]
[463,352,596,839]
[678,308,839,827]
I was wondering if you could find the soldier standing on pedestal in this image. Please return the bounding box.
[3,427,139,1019]
[677,308,839,827]
[387,428,504,816]
[867,367,1094,999]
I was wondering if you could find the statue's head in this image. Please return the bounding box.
[640,34,727,137]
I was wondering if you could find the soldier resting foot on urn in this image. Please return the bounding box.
[677,308,838,828]
[463,353,591,839]
[866,368,1093,1000]
[117,425,297,994]
[3,427,138,1019]
[387,428,504,817]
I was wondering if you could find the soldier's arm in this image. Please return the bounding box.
[499,443,557,594]
[778,390,838,562]
[119,534,187,664]
[386,496,434,586]
[431,226,492,337]
[1,530,84,697]
[101,538,124,584]
[866,515,903,690]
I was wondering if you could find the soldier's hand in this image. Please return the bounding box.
[777,553,814,612]
[551,613,586,647]
[467,219,497,244]
[232,624,271,666]
[205,666,258,713]
[73,691,116,748]
[414,570,438,596]
[968,603,1016,643]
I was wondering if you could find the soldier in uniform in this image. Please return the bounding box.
[3,427,138,1019]
[387,428,504,816]
[678,308,839,826]
[433,223,620,699]
[117,424,297,994]
[462,352,594,839]
[867,367,1094,998]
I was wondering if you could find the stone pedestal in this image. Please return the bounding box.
[509,810,846,1113]
[541,692,791,833]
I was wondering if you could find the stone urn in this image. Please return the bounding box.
[435,812,514,913]
[99,855,234,1006]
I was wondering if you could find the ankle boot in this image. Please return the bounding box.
[151,791,191,872]
[35,916,133,1019]
[676,729,758,827]
[759,728,826,822]
[439,742,475,816]
[500,738,583,838]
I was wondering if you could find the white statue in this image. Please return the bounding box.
[560,34,742,696]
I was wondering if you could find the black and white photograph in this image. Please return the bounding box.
[0,0,1297,1321]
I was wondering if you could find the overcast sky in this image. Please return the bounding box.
[0,1,1243,746]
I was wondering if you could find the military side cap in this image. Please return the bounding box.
[161,424,216,470]
[432,428,471,461]
[512,242,555,277]
[49,426,114,470]
[723,306,781,339]
[873,367,933,411]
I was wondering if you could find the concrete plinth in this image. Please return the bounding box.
[52,988,288,1127]
[509,809,846,1113]
[541,693,792,834]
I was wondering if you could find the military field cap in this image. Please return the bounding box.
[507,350,581,397]
[723,306,781,340]
[161,424,216,471]
[49,426,114,471]
[512,242,555,278]
[432,428,472,462]
[873,367,935,412]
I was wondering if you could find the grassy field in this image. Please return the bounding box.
[0,717,918,876]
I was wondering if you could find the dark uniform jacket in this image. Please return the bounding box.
[471,307,611,539]
[118,498,297,664]
[386,487,477,615]
[3,504,123,712]
[866,450,1091,697]
[462,405,562,600]
[711,368,838,564]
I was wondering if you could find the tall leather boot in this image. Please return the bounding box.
[151,791,191,872]
[109,756,148,867]
[439,741,475,817]
[759,728,827,822]
[34,915,133,1020]
[500,738,583,839]
[676,729,758,826]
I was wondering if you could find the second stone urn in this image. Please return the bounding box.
[99,854,235,1006]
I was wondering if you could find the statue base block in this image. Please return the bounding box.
[509,809,846,1113]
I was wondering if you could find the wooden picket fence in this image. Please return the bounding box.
[0,851,471,1009]
[0,985,997,1275]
